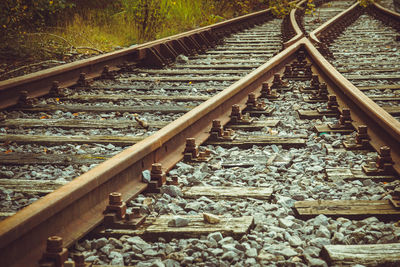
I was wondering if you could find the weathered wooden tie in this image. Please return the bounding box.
[294,200,400,220]
[325,168,396,182]
[182,186,273,200]
[321,243,400,266]
[204,135,306,148]
[0,134,146,145]
[96,215,254,241]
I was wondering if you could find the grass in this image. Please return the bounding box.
[0,0,266,64]
[46,0,263,54]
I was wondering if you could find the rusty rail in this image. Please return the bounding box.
[0,8,272,110]
[283,0,306,48]
[1,3,400,266]
[307,2,400,174]
[309,2,360,44]
[303,37,400,175]
[374,2,400,18]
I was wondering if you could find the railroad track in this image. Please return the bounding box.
[0,15,282,218]
[0,1,400,266]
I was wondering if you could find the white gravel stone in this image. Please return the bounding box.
[126,236,150,251]
[278,247,298,258]
[279,218,294,229]
[161,185,182,197]
[142,170,151,183]
[245,247,258,257]
[168,216,190,227]
[288,235,303,247]
[221,251,237,261]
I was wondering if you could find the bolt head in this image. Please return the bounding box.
[151,163,162,171]
[109,192,122,204]
[46,236,63,253]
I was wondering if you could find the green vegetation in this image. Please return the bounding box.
[0,0,267,63]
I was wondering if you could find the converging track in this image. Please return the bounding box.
[0,1,400,266]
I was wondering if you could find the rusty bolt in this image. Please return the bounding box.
[261,82,270,93]
[186,138,196,148]
[77,72,89,87]
[339,108,352,126]
[230,104,243,123]
[327,95,338,110]
[18,90,30,105]
[46,236,63,253]
[109,192,123,206]
[184,138,198,159]
[356,125,370,144]
[101,65,115,79]
[377,146,393,170]
[78,73,86,82]
[211,120,223,137]
[341,108,350,118]
[317,83,328,97]
[358,125,367,135]
[20,90,29,99]
[231,104,240,115]
[212,120,221,128]
[49,81,64,97]
[151,163,162,174]
[380,146,391,157]
[311,75,319,86]
[247,93,256,105]
[103,65,110,73]
[73,253,85,267]
[51,81,60,91]
[39,236,68,267]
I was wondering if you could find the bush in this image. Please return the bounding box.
[0,0,72,36]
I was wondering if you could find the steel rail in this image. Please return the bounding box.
[283,0,307,48]
[0,27,301,267]
[309,1,359,44]
[0,8,272,110]
[374,2,400,18]
[303,37,400,175]
[306,2,400,174]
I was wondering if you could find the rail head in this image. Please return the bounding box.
[309,1,359,44]
[374,1,400,18]
[283,0,307,48]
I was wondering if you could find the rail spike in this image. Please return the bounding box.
[103,192,146,229]
[343,125,371,150]
[146,163,167,193]
[329,108,353,130]
[209,119,235,141]
[38,236,68,267]
[48,81,65,97]
[363,146,394,175]
[230,104,253,125]
[260,82,279,99]
[101,65,116,80]
[183,138,211,162]
[17,90,37,107]
[75,72,91,88]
